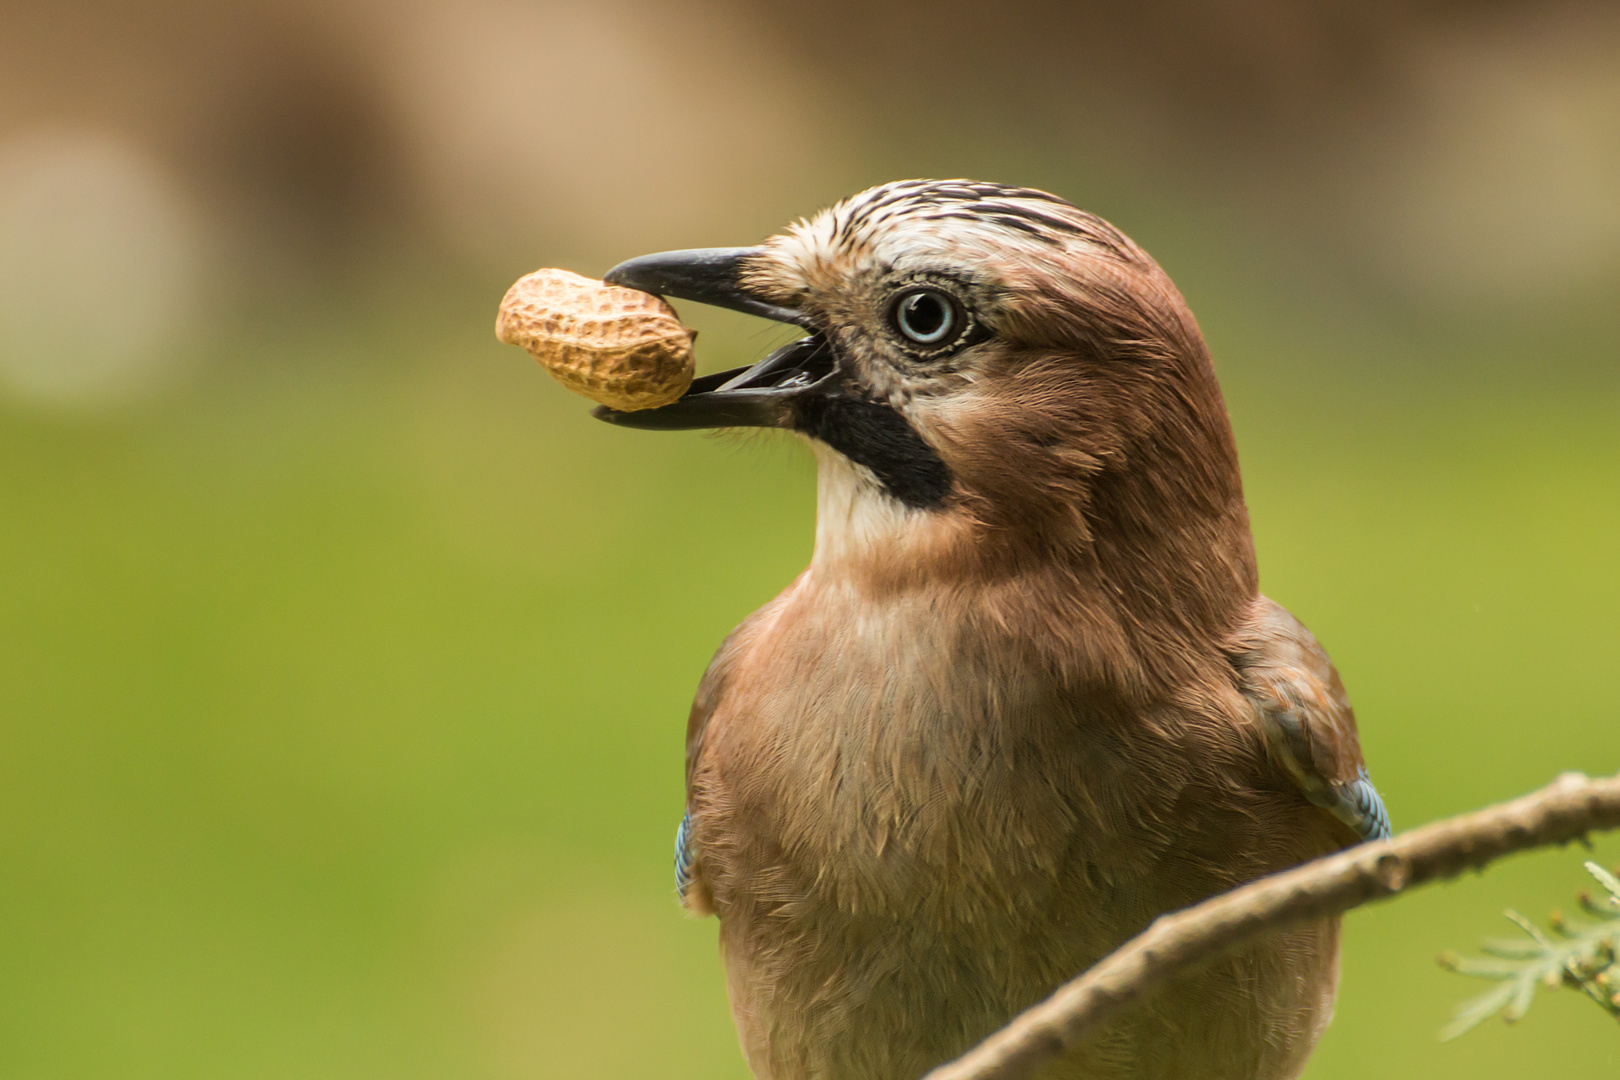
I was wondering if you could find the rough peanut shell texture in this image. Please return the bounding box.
[495,268,695,411]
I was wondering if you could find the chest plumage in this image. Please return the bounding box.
[684,573,1346,1080]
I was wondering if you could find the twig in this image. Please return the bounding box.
[923,770,1620,1080]
[1437,858,1620,1037]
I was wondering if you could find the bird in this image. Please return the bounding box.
[594,179,1390,1080]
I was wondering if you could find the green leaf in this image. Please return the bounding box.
[1439,862,1620,1040]
[1585,861,1620,903]
[1442,982,1521,1041]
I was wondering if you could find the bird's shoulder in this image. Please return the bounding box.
[673,632,747,915]
[675,578,809,912]
[686,577,806,777]
[1226,597,1391,843]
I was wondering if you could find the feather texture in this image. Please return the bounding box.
[1230,598,1393,844]
[674,810,696,898]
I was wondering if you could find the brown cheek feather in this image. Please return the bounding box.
[865,239,1258,700]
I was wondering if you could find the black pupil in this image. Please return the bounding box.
[902,292,948,339]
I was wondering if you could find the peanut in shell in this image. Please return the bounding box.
[495,268,695,411]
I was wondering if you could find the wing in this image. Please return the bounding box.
[672,645,733,912]
[674,809,697,898]
[1231,597,1391,844]
[672,602,776,913]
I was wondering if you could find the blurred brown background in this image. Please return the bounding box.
[0,1,1617,1077]
[7,0,1620,359]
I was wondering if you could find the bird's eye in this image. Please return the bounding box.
[890,288,960,346]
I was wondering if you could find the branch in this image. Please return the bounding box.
[924,770,1620,1080]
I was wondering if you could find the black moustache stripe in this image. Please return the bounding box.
[792,396,953,510]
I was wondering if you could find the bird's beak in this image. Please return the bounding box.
[592,247,834,431]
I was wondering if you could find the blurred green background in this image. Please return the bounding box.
[1,1,1617,1076]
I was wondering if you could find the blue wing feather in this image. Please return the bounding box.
[675,810,695,897]
[1340,769,1392,842]
[1301,767,1392,843]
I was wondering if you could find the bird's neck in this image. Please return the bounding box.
[809,447,935,574]
[1076,441,1259,690]
[807,438,1258,700]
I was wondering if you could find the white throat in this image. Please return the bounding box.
[809,446,931,577]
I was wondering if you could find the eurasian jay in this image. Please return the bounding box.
[596,180,1390,1080]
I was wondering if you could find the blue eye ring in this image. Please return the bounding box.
[889,287,962,347]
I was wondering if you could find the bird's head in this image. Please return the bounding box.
[600,180,1256,667]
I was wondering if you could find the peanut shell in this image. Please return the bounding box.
[495,268,695,411]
